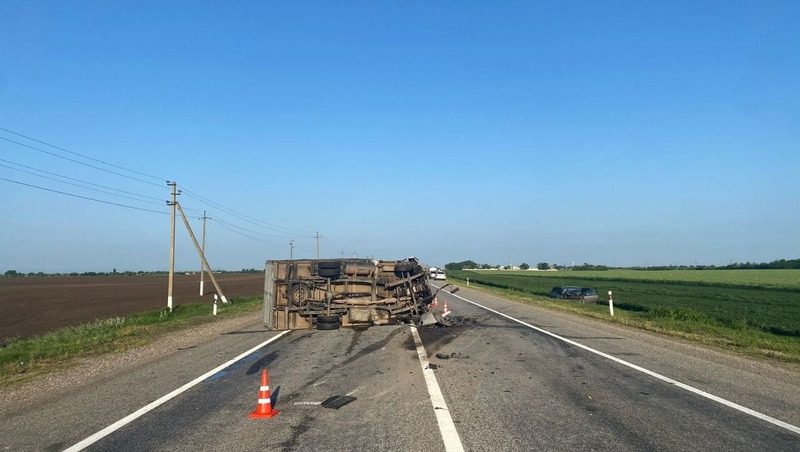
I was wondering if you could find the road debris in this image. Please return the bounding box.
[321,395,357,409]
[432,315,478,328]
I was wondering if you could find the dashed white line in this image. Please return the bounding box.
[439,288,800,437]
[63,330,291,452]
[410,325,465,452]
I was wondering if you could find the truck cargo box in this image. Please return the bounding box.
[263,257,434,330]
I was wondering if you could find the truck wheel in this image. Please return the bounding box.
[317,320,340,330]
[394,262,415,274]
[317,262,341,278]
[317,314,341,324]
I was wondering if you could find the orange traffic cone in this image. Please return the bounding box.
[432,296,439,308]
[249,369,279,419]
[442,299,450,317]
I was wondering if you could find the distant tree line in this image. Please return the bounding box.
[1,268,262,278]
[442,258,800,272]
[444,260,480,270]
[631,258,800,270]
[572,263,610,271]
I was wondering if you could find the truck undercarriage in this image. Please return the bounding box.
[263,257,441,330]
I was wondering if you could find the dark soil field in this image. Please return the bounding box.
[0,273,264,341]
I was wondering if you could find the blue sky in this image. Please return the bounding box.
[1,1,798,272]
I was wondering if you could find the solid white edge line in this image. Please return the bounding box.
[410,326,466,452]
[437,287,800,437]
[63,330,291,452]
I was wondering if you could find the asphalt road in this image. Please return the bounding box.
[2,285,799,451]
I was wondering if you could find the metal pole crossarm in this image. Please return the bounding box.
[175,202,229,304]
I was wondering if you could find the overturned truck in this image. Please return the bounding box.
[263,257,436,330]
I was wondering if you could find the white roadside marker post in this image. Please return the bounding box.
[466,278,470,286]
[608,290,614,317]
[213,294,218,316]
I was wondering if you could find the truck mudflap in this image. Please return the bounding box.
[263,257,437,330]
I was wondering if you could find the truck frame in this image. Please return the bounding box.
[263,257,436,330]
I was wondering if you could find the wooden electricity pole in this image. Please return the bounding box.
[176,202,228,303]
[289,240,294,260]
[166,181,178,311]
[314,232,320,260]
[199,210,210,296]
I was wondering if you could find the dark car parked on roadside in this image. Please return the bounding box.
[549,286,580,299]
[549,286,598,303]
[578,288,598,303]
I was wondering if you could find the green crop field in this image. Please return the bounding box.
[447,269,800,361]
[493,269,800,290]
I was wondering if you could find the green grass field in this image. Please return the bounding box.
[0,296,262,386]
[448,269,800,361]
[492,269,800,290]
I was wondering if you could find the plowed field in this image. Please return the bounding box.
[0,273,264,340]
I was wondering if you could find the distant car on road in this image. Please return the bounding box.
[428,267,446,280]
[549,286,597,303]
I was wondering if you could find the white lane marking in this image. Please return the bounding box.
[410,326,465,452]
[439,288,800,436]
[63,330,291,452]
[293,389,358,406]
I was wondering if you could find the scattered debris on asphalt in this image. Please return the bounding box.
[426,363,439,370]
[435,352,469,360]
[321,395,357,409]
[433,315,479,328]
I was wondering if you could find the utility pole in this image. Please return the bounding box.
[166,181,179,312]
[314,232,320,260]
[289,240,294,260]
[175,202,228,303]
[199,210,210,296]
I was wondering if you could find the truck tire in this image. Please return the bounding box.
[317,262,341,279]
[317,314,341,324]
[317,322,339,330]
[394,262,416,274]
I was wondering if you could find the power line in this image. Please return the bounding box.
[0,176,169,215]
[211,216,296,240]
[0,162,156,204]
[0,126,164,182]
[210,218,300,248]
[0,127,326,246]
[210,218,315,253]
[0,135,164,187]
[209,218,284,247]
[0,160,163,204]
[321,236,345,254]
[181,188,315,235]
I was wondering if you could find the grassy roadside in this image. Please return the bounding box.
[0,297,262,386]
[447,273,800,364]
